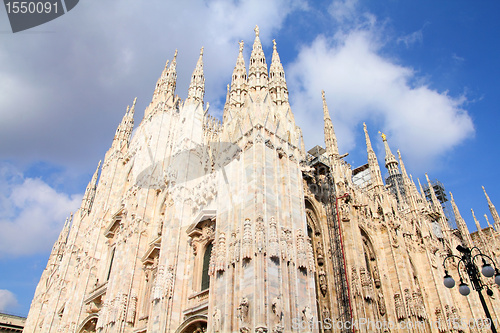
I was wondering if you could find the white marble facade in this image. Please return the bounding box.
[24,27,500,333]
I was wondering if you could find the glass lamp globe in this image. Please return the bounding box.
[443,274,455,288]
[482,264,495,278]
[495,273,500,286]
[459,283,471,296]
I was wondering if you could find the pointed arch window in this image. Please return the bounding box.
[201,242,213,291]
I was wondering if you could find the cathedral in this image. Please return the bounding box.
[24,26,500,333]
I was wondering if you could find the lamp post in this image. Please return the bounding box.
[443,245,500,333]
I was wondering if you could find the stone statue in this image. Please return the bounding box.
[213,307,222,333]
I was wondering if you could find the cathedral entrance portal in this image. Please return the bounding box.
[77,315,97,333]
[176,315,208,333]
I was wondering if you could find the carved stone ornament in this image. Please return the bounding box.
[296,228,308,270]
[306,236,316,273]
[216,232,227,272]
[359,267,373,301]
[435,307,447,333]
[242,218,253,260]
[255,217,266,254]
[237,297,250,328]
[318,270,327,296]
[377,292,386,316]
[413,291,427,319]
[268,218,280,259]
[394,293,406,321]
[126,294,137,324]
[271,296,283,325]
[213,307,222,333]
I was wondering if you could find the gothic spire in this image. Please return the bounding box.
[229,40,248,108]
[165,50,178,98]
[222,84,231,123]
[123,97,136,141]
[81,160,101,215]
[482,186,500,227]
[248,25,268,91]
[321,91,339,159]
[450,191,473,247]
[397,150,409,183]
[152,50,178,101]
[472,209,482,231]
[425,174,440,211]
[268,39,288,105]
[113,99,135,149]
[187,47,205,103]
[364,123,383,189]
[485,214,494,230]
[380,132,399,176]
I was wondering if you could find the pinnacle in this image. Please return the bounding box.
[248,25,268,91]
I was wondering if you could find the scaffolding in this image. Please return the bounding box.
[307,148,352,332]
[423,179,456,229]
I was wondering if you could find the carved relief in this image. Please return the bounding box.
[372,264,381,288]
[271,296,283,325]
[412,291,426,320]
[213,307,222,333]
[351,267,362,299]
[165,265,174,299]
[435,308,446,333]
[394,293,406,321]
[242,219,253,260]
[306,235,316,273]
[315,241,325,266]
[268,218,280,259]
[296,228,308,270]
[237,297,249,330]
[126,294,137,324]
[377,292,386,316]
[255,217,266,254]
[302,306,313,329]
[152,265,163,301]
[359,267,373,301]
[233,230,241,264]
[318,269,327,296]
[216,232,227,272]
[280,227,290,262]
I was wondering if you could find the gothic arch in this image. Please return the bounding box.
[359,227,377,262]
[175,314,208,333]
[304,198,322,236]
[304,198,331,329]
[76,314,98,333]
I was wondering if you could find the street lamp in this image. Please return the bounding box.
[443,245,500,333]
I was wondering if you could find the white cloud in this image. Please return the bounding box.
[397,30,423,48]
[0,164,82,257]
[0,290,19,312]
[0,0,307,172]
[287,10,474,171]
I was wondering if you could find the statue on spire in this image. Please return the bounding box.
[254,25,260,37]
[239,40,244,53]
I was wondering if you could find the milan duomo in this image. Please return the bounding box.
[24,27,500,333]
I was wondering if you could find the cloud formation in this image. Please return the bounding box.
[0,0,306,172]
[0,289,18,312]
[288,2,474,170]
[0,164,82,257]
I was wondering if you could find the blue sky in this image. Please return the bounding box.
[1,0,499,317]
